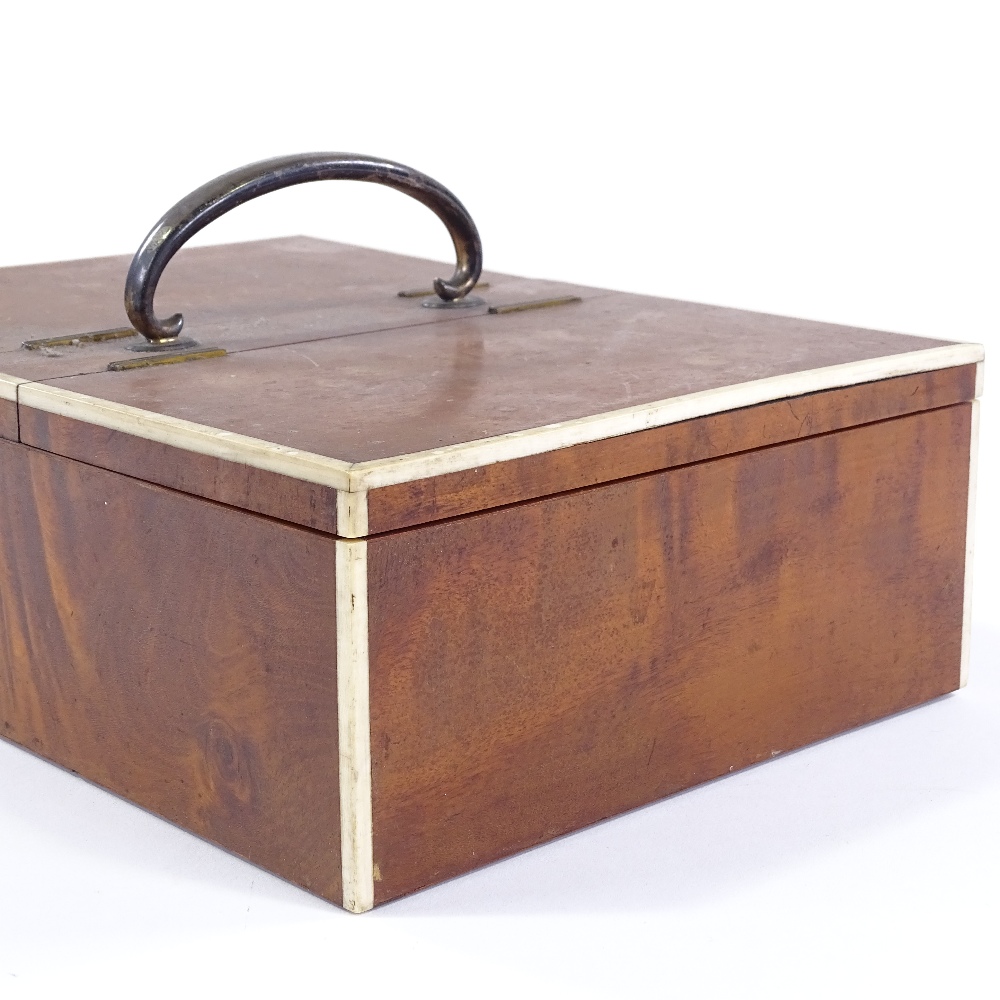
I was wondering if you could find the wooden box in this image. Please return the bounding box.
[0,235,983,912]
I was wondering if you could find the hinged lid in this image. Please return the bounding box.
[0,155,984,538]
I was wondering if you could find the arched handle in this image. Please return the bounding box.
[124,153,484,344]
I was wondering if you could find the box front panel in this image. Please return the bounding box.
[0,440,342,902]
[367,403,971,904]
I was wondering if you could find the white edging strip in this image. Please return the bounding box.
[18,381,353,491]
[0,371,26,402]
[336,539,374,913]
[349,343,985,490]
[11,342,984,496]
[337,490,369,538]
[960,398,981,688]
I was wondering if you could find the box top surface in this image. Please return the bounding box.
[0,236,583,376]
[0,237,982,509]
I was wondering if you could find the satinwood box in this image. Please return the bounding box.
[0,232,983,912]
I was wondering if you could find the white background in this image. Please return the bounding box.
[1,2,997,997]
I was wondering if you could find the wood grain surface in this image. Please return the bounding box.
[365,364,979,532]
[18,405,341,533]
[0,398,15,441]
[26,290,958,465]
[0,440,342,902]
[366,403,972,904]
[0,237,593,380]
[17,365,975,536]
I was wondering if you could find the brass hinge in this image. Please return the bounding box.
[487,295,582,315]
[107,347,227,372]
[23,327,138,351]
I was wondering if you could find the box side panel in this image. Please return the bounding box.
[367,404,971,904]
[0,398,16,442]
[960,398,980,687]
[365,365,978,533]
[18,406,341,534]
[0,440,342,903]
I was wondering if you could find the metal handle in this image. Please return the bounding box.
[124,153,484,344]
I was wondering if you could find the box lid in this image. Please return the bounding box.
[1,237,983,538]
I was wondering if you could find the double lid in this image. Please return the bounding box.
[0,153,984,539]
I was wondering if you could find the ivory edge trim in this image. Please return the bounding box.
[0,372,27,402]
[337,490,369,538]
[336,540,374,913]
[350,343,985,490]
[17,381,354,491]
[8,342,984,495]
